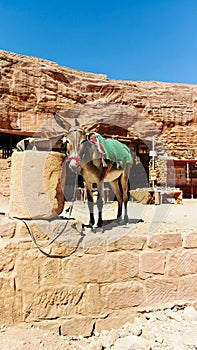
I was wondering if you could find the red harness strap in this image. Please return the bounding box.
[66,155,81,165]
[104,163,113,178]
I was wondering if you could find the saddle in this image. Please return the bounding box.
[88,132,133,168]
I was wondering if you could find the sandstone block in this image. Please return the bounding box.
[100,281,144,310]
[83,284,102,315]
[9,151,66,219]
[60,316,95,337]
[0,243,16,272]
[0,158,11,208]
[15,219,33,240]
[15,250,45,293]
[63,251,139,284]
[147,233,182,250]
[108,234,146,251]
[95,309,136,333]
[116,251,139,280]
[23,285,85,322]
[39,258,62,286]
[167,250,197,276]
[0,277,22,325]
[63,253,118,283]
[0,217,16,238]
[178,275,197,300]
[145,277,178,306]
[0,277,15,297]
[139,251,166,278]
[183,232,197,248]
[78,237,108,255]
[0,294,22,325]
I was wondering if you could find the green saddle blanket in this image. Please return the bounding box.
[89,133,133,168]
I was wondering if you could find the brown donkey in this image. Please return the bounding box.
[62,126,133,229]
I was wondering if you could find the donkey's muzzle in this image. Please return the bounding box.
[67,155,81,174]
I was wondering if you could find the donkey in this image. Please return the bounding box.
[61,125,133,229]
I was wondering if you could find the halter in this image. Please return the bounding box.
[66,128,85,167]
[66,155,81,165]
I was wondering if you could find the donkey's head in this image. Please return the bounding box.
[53,112,99,173]
[53,112,86,173]
[63,127,87,173]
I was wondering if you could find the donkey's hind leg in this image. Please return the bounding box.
[120,169,130,223]
[110,179,123,221]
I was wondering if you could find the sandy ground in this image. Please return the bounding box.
[0,199,197,349]
[69,198,197,238]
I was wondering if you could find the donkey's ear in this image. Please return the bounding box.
[53,112,71,130]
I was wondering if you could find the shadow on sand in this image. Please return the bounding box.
[82,217,144,233]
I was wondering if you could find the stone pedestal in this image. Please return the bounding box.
[9,151,66,219]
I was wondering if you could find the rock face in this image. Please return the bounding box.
[0,50,196,158]
[9,151,66,219]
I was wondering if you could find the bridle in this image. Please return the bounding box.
[65,128,86,168]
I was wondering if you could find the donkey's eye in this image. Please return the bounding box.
[80,139,86,144]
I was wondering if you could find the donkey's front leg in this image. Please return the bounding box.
[121,169,130,224]
[96,181,104,227]
[86,186,95,228]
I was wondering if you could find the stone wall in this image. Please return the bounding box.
[0,158,11,197]
[0,158,11,212]
[149,157,175,187]
[0,217,196,336]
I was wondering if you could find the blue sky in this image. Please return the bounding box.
[0,0,197,84]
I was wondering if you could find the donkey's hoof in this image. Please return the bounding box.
[116,217,122,224]
[124,216,129,224]
[89,220,95,228]
[89,223,96,233]
[91,226,97,234]
[97,219,103,228]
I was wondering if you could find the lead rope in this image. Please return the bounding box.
[11,172,79,255]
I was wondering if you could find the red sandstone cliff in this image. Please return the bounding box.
[0,50,196,158]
